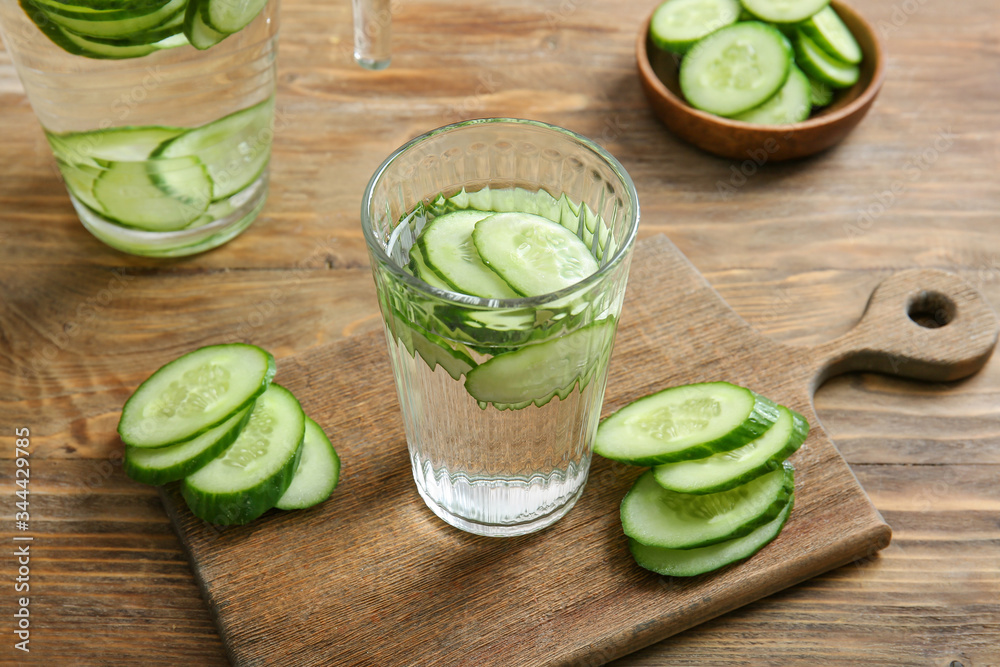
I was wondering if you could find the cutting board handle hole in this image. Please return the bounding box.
[907,290,956,329]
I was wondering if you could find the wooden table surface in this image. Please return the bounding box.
[1,0,998,665]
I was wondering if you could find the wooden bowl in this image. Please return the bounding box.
[636,1,886,161]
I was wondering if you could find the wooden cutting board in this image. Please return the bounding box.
[160,234,998,666]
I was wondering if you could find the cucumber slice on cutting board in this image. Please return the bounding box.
[417,209,520,299]
[472,211,600,297]
[649,0,742,55]
[595,381,781,465]
[118,343,275,449]
[182,383,305,525]
[652,404,808,493]
[275,417,341,510]
[621,462,794,549]
[679,21,793,117]
[740,0,830,23]
[629,494,794,576]
[123,404,253,485]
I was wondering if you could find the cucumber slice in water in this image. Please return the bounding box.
[472,211,600,297]
[679,21,793,117]
[652,404,808,494]
[794,31,860,88]
[386,308,477,380]
[123,404,253,485]
[118,343,276,449]
[649,0,742,54]
[202,0,268,34]
[464,318,615,410]
[417,210,520,299]
[94,156,211,230]
[182,383,305,525]
[275,417,341,510]
[731,64,812,125]
[406,241,454,292]
[621,462,794,549]
[740,0,830,23]
[629,494,794,576]
[42,0,184,39]
[154,97,274,200]
[183,0,228,49]
[799,5,861,64]
[47,126,185,168]
[595,382,781,465]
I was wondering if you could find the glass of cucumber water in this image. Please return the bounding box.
[362,118,640,537]
[0,0,280,257]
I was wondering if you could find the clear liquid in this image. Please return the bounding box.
[0,0,279,256]
[382,186,619,536]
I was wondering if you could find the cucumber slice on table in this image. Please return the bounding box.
[800,5,861,64]
[275,417,341,510]
[118,343,276,449]
[154,97,274,200]
[621,462,794,549]
[649,0,742,54]
[94,156,212,230]
[794,31,860,88]
[595,382,781,465]
[417,210,520,299]
[679,21,793,117]
[201,0,268,34]
[472,211,600,297]
[629,494,794,576]
[740,0,830,23]
[464,318,616,410]
[182,383,305,525]
[653,404,808,493]
[731,64,812,125]
[123,405,253,485]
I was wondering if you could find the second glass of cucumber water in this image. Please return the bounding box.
[362,118,640,537]
[0,0,279,257]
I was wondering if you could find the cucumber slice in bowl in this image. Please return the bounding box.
[118,343,276,449]
[652,404,808,494]
[799,4,861,64]
[740,0,830,23]
[731,64,812,125]
[275,417,340,510]
[629,494,794,576]
[595,382,780,465]
[679,21,793,117]
[794,30,860,88]
[123,404,253,485]
[649,0,742,55]
[472,211,600,297]
[621,462,794,549]
[182,383,305,525]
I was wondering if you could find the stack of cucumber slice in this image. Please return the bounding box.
[118,344,340,525]
[20,0,270,59]
[650,0,863,123]
[595,381,808,576]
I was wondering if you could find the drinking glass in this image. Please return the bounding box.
[361,118,640,537]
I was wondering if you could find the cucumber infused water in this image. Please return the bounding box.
[363,120,639,537]
[0,0,279,256]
